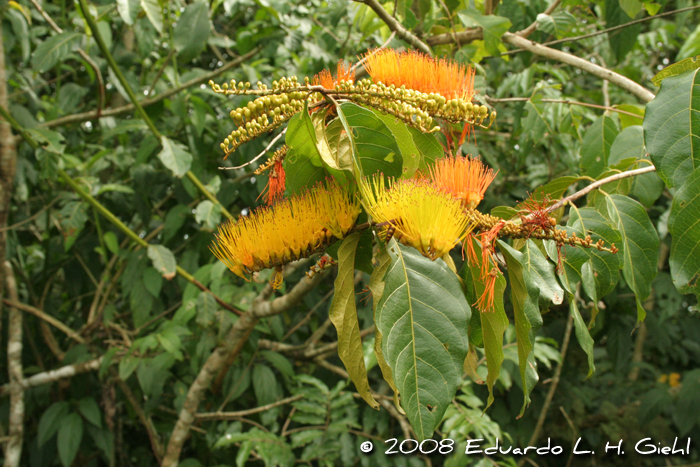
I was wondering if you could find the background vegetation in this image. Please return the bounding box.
[0,0,699,466]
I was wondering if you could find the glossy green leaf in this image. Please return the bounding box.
[368,244,401,409]
[284,111,327,194]
[337,103,404,180]
[375,240,470,440]
[605,0,640,62]
[604,194,660,322]
[78,397,102,427]
[374,111,420,178]
[328,232,379,409]
[644,68,700,188]
[116,0,140,25]
[499,240,548,415]
[31,32,82,73]
[460,238,508,410]
[457,9,511,56]
[194,200,222,231]
[158,136,193,177]
[58,413,84,467]
[140,0,163,33]
[609,125,645,166]
[580,115,618,178]
[568,207,622,298]
[615,104,645,129]
[668,167,700,297]
[38,401,70,447]
[536,11,575,37]
[148,244,177,280]
[173,1,210,63]
[409,127,443,171]
[652,56,700,86]
[569,295,596,377]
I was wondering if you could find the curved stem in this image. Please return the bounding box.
[547,166,656,213]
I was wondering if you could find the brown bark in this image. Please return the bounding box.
[4,262,24,466]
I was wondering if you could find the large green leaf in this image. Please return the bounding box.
[328,232,379,409]
[499,240,550,415]
[58,413,84,467]
[644,68,700,188]
[603,194,660,322]
[459,238,508,409]
[569,295,596,377]
[408,127,444,171]
[374,111,420,178]
[284,112,328,194]
[609,125,645,166]
[140,0,163,33]
[668,167,700,297]
[605,0,641,62]
[567,207,622,299]
[375,240,470,440]
[173,1,210,63]
[31,32,82,73]
[337,103,404,180]
[368,245,401,410]
[580,115,618,178]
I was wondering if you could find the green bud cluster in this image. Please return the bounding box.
[210,79,309,158]
[209,75,497,157]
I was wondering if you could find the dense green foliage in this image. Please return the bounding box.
[1,0,700,466]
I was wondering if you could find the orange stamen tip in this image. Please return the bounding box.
[362,48,476,101]
[312,59,355,89]
[429,155,498,209]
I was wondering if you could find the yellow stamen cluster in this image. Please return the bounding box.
[211,180,360,280]
[429,156,497,209]
[360,176,473,260]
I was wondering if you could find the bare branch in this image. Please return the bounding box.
[0,357,104,397]
[4,262,24,466]
[547,166,656,213]
[501,32,655,102]
[484,96,645,119]
[161,271,330,467]
[117,378,164,463]
[2,299,85,343]
[426,28,483,46]
[196,395,304,422]
[353,0,432,55]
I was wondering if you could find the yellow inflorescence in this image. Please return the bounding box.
[360,176,473,260]
[428,156,498,209]
[211,180,361,280]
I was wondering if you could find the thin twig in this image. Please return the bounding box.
[219,128,287,170]
[0,197,59,232]
[547,166,656,213]
[39,47,262,129]
[116,378,164,463]
[353,0,432,55]
[196,395,304,421]
[484,97,644,119]
[503,4,700,55]
[2,299,85,343]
